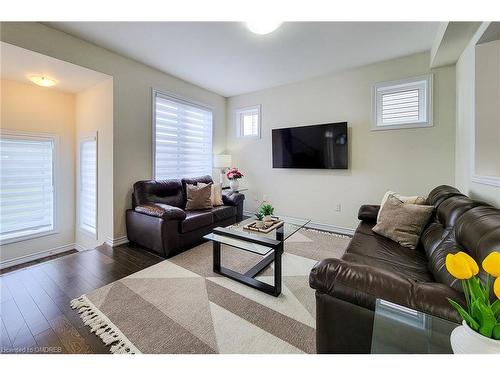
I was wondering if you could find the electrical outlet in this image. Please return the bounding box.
[335,203,341,212]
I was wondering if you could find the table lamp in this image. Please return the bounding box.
[213,154,232,186]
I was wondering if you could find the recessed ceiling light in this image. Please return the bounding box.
[246,21,282,35]
[28,75,57,87]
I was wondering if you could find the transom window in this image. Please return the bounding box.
[0,131,56,244]
[153,91,213,180]
[372,75,432,130]
[235,105,261,138]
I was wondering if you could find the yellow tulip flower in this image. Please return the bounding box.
[494,277,500,300]
[445,252,479,280]
[482,251,500,278]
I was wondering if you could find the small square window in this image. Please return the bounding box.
[235,105,261,138]
[372,75,432,130]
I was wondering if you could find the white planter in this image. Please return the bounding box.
[229,179,239,192]
[450,321,500,354]
[255,220,265,229]
[263,215,273,222]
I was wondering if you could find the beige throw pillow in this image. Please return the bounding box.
[377,190,427,222]
[211,183,224,206]
[185,183,213,210]
[373,195,434,249]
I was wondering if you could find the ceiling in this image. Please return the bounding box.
[48,22,440,97]
[0,42,111,93]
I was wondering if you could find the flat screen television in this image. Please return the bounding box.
[272,122,348,169]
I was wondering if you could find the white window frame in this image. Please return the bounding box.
[235,105,261,139]
[372,74,433,131]
[77,132,98,239]
[0,129,59,245]
[151,88,214,180]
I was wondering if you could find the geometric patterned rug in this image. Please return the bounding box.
[71,229,349,354]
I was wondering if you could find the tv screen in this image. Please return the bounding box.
[272,122,348,169]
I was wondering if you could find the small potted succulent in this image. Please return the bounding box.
[445,251,500,353]
[260,203,275,223]
[226,167,244,192]
[254,212,265,229]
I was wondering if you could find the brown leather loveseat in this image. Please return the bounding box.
[126,175,244,258]
[309,185,500,353]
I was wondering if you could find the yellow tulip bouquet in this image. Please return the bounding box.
[446,251,500,340]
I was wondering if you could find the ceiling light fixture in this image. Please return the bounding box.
[246,21,282,35]
[28,75,57,87]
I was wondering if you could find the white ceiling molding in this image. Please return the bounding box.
[430,22,482,68]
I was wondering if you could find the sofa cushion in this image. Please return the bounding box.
[181,175,213,203]
[345,222,433,282]
[185,183,213,210]
[133,180,184,208]
[211,205,237,222]
[180,211,214,233]
[372,195,434,249]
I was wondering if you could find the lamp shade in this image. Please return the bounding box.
[213,154,232,168]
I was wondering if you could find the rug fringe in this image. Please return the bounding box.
[303,227,351,238]
[70,295,140,354]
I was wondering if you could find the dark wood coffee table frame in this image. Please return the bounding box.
[210,226,284,297]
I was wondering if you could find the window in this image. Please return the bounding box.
[79,135,97,236]
[235,105,261,138]
[153,91,213,180]
[0,131,56,244]
[372,75,432,130]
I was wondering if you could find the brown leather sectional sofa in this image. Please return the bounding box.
[126,175,244,258]
[309,185,500,353]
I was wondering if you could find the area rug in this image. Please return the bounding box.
[71,228,350,354]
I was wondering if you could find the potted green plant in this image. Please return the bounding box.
[445,251,500,353]
[254,212,265,229]
[260,203,275,222]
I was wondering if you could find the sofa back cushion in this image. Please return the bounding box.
[420,186,494,291]
[133,179,184,208]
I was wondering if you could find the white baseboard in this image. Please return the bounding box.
[105,235,129,247]
[0,243,80,270]
[242,210,355,236]
[74,243,87,252]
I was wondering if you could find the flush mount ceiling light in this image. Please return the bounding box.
[246,21,282,35]
[28,75,57,87]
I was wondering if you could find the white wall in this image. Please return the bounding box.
[455,23,500,206]
[227,52,457,230]
[474,40,500,177]
[75,78,113,250]
[0,79,76,263]
[0,22,227,241]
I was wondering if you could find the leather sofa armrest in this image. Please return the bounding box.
[222,191,245,206]
[134,203,187,221]
[309,257,463,322]
[357,205,380,222]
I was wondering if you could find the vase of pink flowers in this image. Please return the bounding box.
[226,167,243,192]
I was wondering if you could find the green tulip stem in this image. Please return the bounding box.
[462,279,471,313]
[485,274,491,306]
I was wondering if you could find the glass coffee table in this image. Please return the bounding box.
[203,216,310,297]
[371,299,459,353]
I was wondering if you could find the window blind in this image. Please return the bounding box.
[381,89,420,124]
[79,138,97,235]
[154,93,213,180]
[241,110,259,136]
[0,136,54,242]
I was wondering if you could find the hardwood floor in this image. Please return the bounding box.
[0,243,163,354]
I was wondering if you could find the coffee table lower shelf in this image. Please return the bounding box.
[213,247,281,296]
